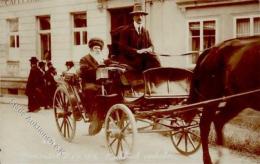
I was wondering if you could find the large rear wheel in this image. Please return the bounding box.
[105,104,137,160]
[53,86,76,142]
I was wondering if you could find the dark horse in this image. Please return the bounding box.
[188,35,260,164]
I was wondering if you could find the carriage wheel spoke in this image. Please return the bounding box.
[66,119,70,138]
[187,133,196,149]
[115,111,120,125]
[56,95,63,109]
[63,119,67,138]
[109,116,120,129]
[67,117,73,130]
[172,130,182,136]
[176,132,184,146]
[122,136,131,150]
[189,131,200,139]
[61,92,66,106]
[116,138,122,156]
[109,138,118,147]
[121,121,130,133]
[185,132,188,152]
[59,118,65,132]
[120,139,124,156]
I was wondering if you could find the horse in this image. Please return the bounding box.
[188,35,260,164]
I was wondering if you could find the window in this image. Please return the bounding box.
[253,17,260,35]
[188,20,216,63]
[7,18,20,61]
[8,18,19,48]
[37,16,51,61]
[189,20,216,52]
[203,21,215,50]
[189,22,200,51]
[72,12,87,45]
[235,16,260,37]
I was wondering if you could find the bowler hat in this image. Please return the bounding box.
[38,61,46,68]
[88,37,104,50]
[130,3,148,15]
[47,62,53,68]
[29,57,38,63]
[65,61,74,67]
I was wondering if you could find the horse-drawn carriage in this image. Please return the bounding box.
[53,35,260,163]
[53,63,201,159]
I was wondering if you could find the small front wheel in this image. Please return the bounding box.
[170,115,201,155]
[105,104,137,160]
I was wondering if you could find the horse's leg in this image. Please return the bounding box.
[214,104,242,146]
[213,103,243,162]
[200,109,215,164]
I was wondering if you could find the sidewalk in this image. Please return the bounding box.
[0,94,27,105]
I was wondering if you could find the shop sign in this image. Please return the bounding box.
[0,0,40,7]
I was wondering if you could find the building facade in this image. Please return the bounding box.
[0,0,259,95]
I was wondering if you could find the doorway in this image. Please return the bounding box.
[109,7,133,31]
[37,16,51,61]
[40,33,51,61]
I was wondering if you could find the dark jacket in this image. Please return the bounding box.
[119,23,153,59]
[25,65,45,95]
[25,65,46,111]
[119,23,160,71]
[79,54,99,83]
[45,66,57,106]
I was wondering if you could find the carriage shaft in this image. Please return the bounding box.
[135,88,260,117]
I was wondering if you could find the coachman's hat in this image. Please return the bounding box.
[88,37,104,50]
[29,56,38,63]
[130,3,148,15]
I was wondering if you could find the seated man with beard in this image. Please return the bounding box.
[79,37,107,135]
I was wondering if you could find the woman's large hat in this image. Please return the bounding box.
[130,3,148,15]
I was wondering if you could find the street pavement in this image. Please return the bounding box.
[0,98,259,164]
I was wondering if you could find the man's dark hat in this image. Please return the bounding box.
[47,62,53,68]
[65,61,74,67]
[38,61,46,68]
[130,3,148,15]
[29,56,38,63]
[88,37,104,50]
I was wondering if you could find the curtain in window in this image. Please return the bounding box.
[236,18,250,37]
[189,22,200,51]
[203,21,215,49]
[254,17,260,35]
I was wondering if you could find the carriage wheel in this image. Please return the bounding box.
[170,114,201,155]
[105,104,137,160]
[53,86,76,142]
